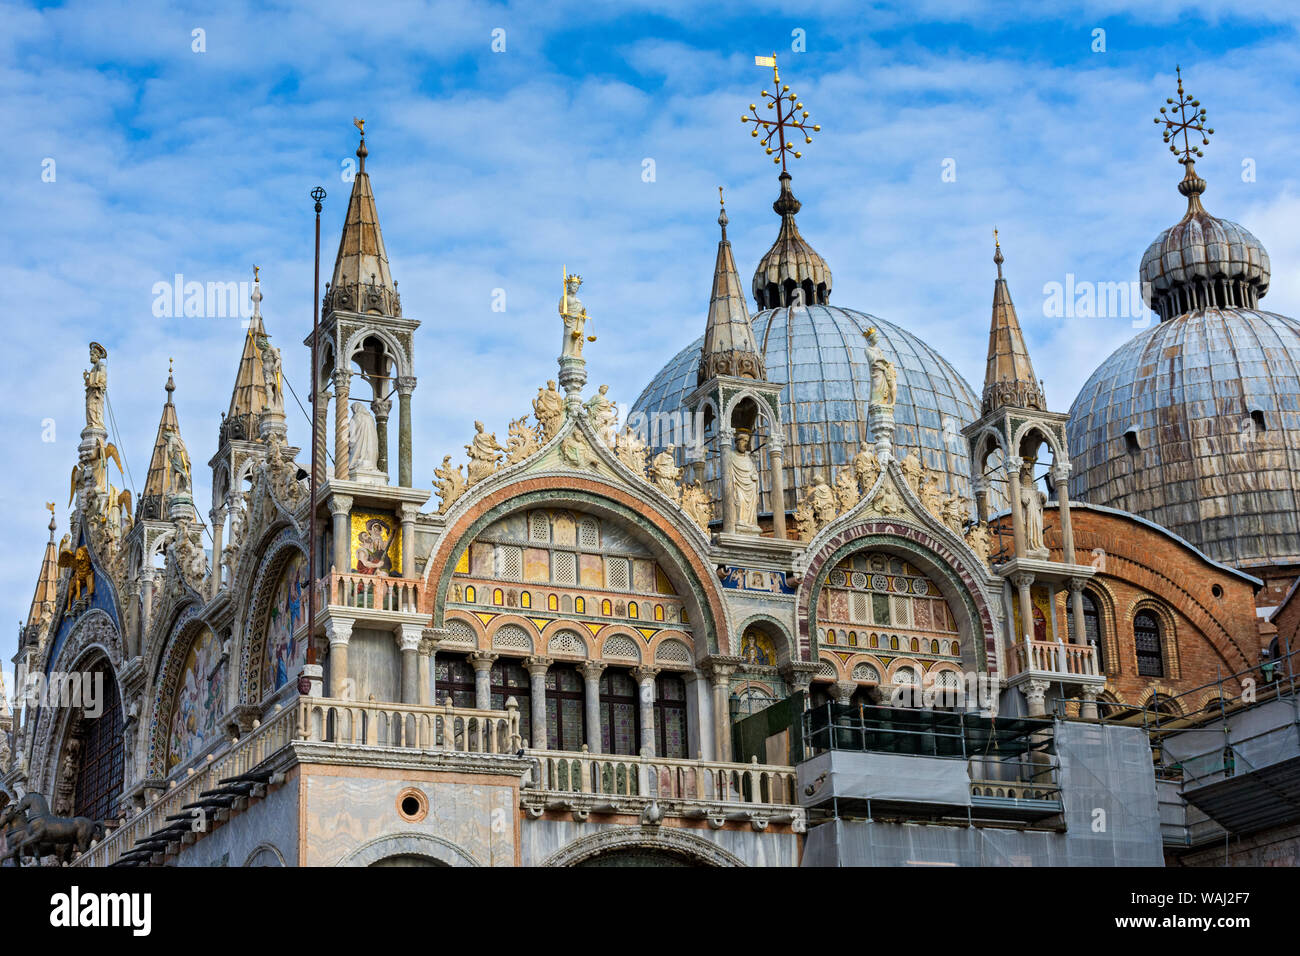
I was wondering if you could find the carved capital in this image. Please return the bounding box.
[1051,461,1072,483]
[1009,572,1036,590]
[1067,577,1088,594]
[395,623,423,653]
[370,397,393,419]
[396,376,417,396]
[632,666,660,685]
[1022,678,1051,705]
[469,651,497,674]
[525,656,553,677]
[332,368,351,391]
[578,660,608,682]
[781,661,818,693]
[324,617,354,646]
[328,493,353,517]
[1004,455,1024,474]
[702,655,743,683]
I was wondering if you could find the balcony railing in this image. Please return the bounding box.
[298,696,522,754]
[316,572,422,614]
[527,750,798,807]
[75,699,300,867]
[1010,639,1099,679]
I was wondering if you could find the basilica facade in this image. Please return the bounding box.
[2,66,1294,867]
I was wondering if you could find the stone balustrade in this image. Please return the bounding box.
[316,572,422,614]
[74,700,300,867]
[523,749,804,830]
[1011,639,1099,678]
[298,695,522,754]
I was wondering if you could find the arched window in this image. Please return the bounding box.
[435,655,476,708]
[575,597,586,614]
[492,588,503,606]
[599,669,640,755]
[547,594,558,612]
[653,673,687,758]
[72,662,124,822]
[464,585,476,604]
[1134,611,1164,677]
[546,665,586,751]
[601,599,612,616]
[654,604,664,622]
[1078,590,1105,670]
[629,603,639,620]
[520,591,531,609]
[489,659,531,744]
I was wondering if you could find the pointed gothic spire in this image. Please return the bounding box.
[323,120,401,317]
[981,232,1045,415]
[138,362,195,521]
[224,268,270,442]
[23,505,60,646]
[699,189,765,385]
[751,173,832,310]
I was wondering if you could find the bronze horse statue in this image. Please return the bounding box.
[0,793,104,866]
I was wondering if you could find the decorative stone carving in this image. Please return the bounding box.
[919,468,945,521]
[964,522,992,566]
[809,473,838,526]
[348,401,381,480]
[834,468,860,513]
[864,327,897,410]
[1021,479,1049,559]
[258,333,284,415]
[862,478,906,518]
[616,429,647,475]
[505,416,540,465]
[853,442,880,493]
[898,451,922,497]
[465,421,505,485]
[679,481,712,531]
[940,492,969,536]
[532,380,564,441]
[560,273,590,360]
[83,342,108,430]
[585,384,618,447]
[433,455,467,514]
[729,430,760,532]
[647,447,681,502]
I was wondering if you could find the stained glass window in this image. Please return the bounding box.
[599,669,640,755]
[653,673,687,758]
[490,659,531,743]
[546,665,585,751]
[435,655,476,708]
[73,662,124,822]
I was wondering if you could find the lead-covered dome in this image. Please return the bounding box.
[1139,163,1270,322]
[633,304,986,514]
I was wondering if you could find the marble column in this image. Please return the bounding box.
[578,661,607,753]
[1053,462,1076,564]
[416,633,439,706]
[328,494,353,576]
[139,570,157,646]
[397,624,423,705]
[1011,572,1036,647]
[1080,685,1101,720]
[314,388,331,488]
[1068,578,1091,653]
[1023,678,1050,718]
[470,651,496,710]
[832,681,855,706]
[1006,456,1027,558]
[705,659,738,763]
[398,503,418,580]
[371,396,392,477]
[770,442,788,539]
[208,505,225,599]
[325,618,353,699]
[972,474,991,525]
[396,376,416,489]
[333,368,350,480]
[719,427,736,536]
[422,627,447,705]
[633,666,659,757]
[525,657,551,750]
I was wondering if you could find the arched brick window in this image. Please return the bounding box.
[1134,611,1164,677]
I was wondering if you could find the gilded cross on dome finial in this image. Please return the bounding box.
[1154,66,1214,166]
[741,53,821,172]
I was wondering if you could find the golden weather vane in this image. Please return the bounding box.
[741,52,821,171]
[1154,66,1214,165]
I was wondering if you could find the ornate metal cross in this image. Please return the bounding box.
[741,53,821,172]
[1154,65,1214,165]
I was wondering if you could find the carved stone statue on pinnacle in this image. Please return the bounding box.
[729,430,761,533]
[83,342,108,431]
[533,380,565,441]
[560,272,590,361]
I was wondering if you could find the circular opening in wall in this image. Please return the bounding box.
[1212,584,1224,599]
[396,788,428,823]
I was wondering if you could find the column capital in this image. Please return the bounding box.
[702,655,743,681]
[1004,455,1024,473]
[832,680,856,705]
[524,656,552,677]
[1051,460,1072,483]
[371,396,393,418]
[1022,678,1051,704]
[1009,571,1036,590]
[1067,577,1088,593]
[324,617,354,645]
[780,660,818,691]
[632,666,660,684]
[419,626,447,656]
[397,502,421,522]
[578,660,607,681]
[396,375,417,395]
[395,622,423,653]
[327,493,353,516]
[332,368,350,389]
[469,650,497,673]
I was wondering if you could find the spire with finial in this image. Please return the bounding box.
[323,117,400,317]
[699,187,765,385]
[224,266,272,441]
[742,56,831,310]
[1141,67,1269,320]
[981,231,1044,415]
[22,504,61,648]
[138,361,194,521]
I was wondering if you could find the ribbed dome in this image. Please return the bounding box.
[1067,308,1300,570]
[1139,164,1270,322]
[633,304,993,515]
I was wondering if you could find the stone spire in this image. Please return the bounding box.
[699,189,765,385]
[751,172,832,310]
[323,121,401,317]
[224,268,270,442]
[137,363,195,521]
[981,232,1044,415]
[23,505,60,647]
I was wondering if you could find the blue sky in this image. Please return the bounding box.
[4,0,1300,676]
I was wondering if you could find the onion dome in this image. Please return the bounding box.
[1139,162,1270,322]
[752,173,832,309]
